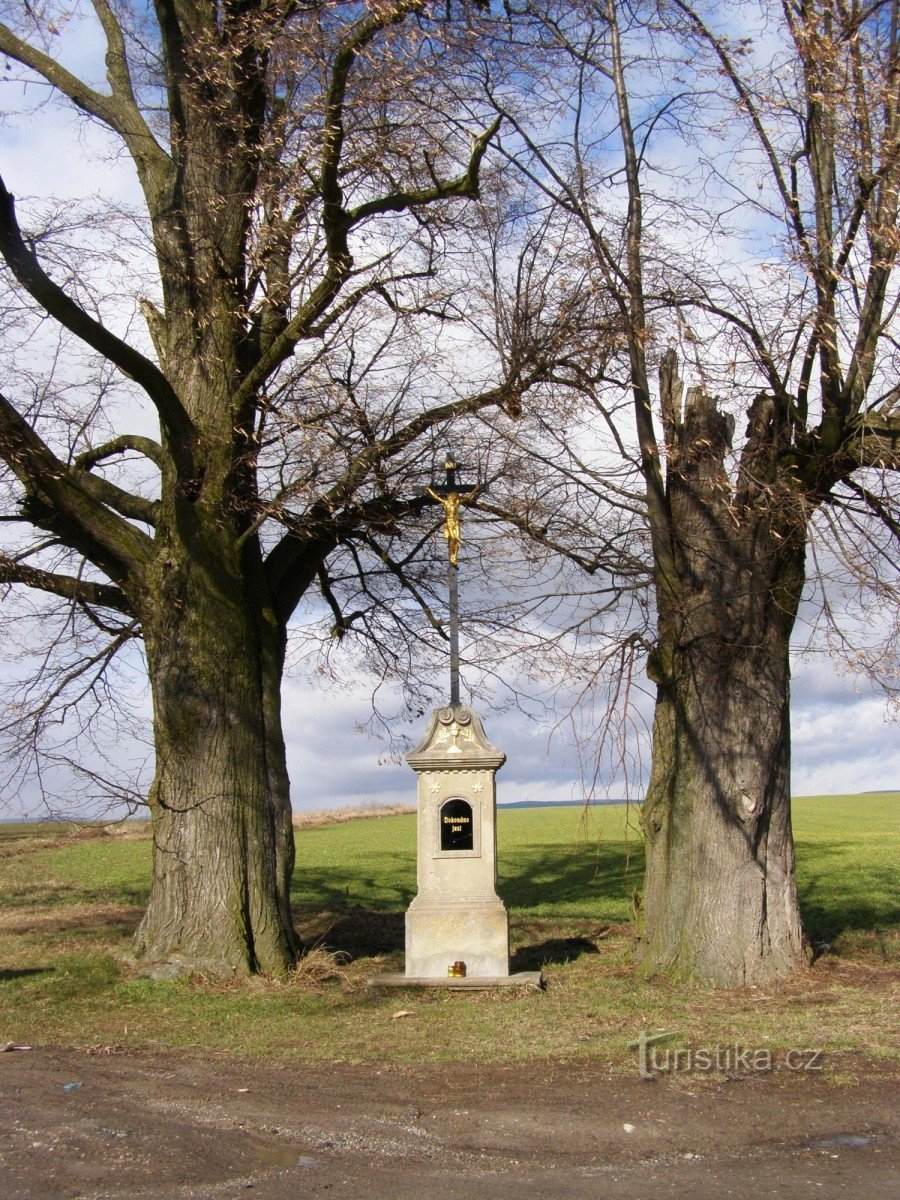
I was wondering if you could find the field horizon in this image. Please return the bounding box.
[1,788,896,829]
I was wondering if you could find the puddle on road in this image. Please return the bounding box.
[804,1134,873,1150]
[246,1138,318,1171]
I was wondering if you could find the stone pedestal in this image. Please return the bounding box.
[403,704,509,979]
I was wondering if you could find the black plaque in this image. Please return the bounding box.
[440,798,473,851]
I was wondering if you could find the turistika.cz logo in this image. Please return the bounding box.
[628,1030,825,1078]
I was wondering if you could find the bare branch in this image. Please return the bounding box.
[0,390,153,582]
[0,180,196,472]
[75,435,165,471]
[0,553,133,614]
[842,477,900,540]
[347,116,503,225]
[0,17,169,184]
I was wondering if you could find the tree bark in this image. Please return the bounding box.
[638,379,812,985]
[133,524,299,978]
[639,591,812,985]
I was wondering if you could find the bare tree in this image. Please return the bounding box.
[0,0,565,977]
[3,0,894,990]
[484,0,900,984]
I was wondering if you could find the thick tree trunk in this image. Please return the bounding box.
[638,597,811,985]
[638,378,812,986]
[133,529,299,978]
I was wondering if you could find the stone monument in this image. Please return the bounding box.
[404,702,509,978]
[370,459,541,989]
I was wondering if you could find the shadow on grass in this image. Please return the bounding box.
[0,967,54,981]
[291,841,643,916]
[302,907,405,956]
[1,907,142,938]
[795,839,900,941]
[510,937,600,971]
[297,907,605,969]
[3,828,887,960]
[0,883,150,912]
[290,838,643,965]
[290,835,896,955]
[290,862,416,912]
[498,841,643,911]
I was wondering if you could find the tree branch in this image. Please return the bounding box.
[356,530,448,639]
[604,0,678,604]
[75,434,164,471]
[265,530,339,626]
[73,471,159,528]
[91,0,140,108]
[351,375,544,510]
[69,438,163,526]
[0,390,153,583]
[0,553,133,614]
[0,18,169,185]
[846,414,900,471]
[842,477,900,540]
[670,0,811,256]
[263,366,543,623]
[233,5,498,408]
[320,1,426,228]
[0,179,196,473]
[346,116,502,225]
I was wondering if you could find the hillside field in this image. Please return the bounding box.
[0,794,896,1070]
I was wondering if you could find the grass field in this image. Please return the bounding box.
[0,795,896,1071]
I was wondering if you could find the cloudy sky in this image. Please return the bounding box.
[0,9,896,816]
[277,650,899,813]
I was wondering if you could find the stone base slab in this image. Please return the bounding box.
[367,971,543,990]
[405,896,509,979]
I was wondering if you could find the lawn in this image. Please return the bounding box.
[0,795,896,1071]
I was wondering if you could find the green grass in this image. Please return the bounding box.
[292,802,646,920]
[0,795,896,1070]
[293,794,899,932]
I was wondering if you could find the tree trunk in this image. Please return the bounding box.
[638,599,811,985]
[638,381,812,986]
[133,526,299,978]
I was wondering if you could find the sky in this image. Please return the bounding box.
[0,6,896,817]
[276,648,899,813]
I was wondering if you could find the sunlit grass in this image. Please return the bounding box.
[0,794,896,1070]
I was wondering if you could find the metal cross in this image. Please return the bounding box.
[422,457,478,706]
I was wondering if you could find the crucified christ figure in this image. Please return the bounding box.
[424,485,478,565]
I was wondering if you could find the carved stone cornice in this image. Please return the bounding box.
[405,704,506,773]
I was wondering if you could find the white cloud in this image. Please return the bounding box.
[789,659,898,794]
[277,653,898,814]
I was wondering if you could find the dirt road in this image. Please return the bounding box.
[1,1048,896,1198]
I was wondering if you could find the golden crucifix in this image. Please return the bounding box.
[422,458,479,706]
[423,484,477,565]
[424,458,478,565]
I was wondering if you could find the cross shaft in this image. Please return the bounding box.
[424,458,476,706]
